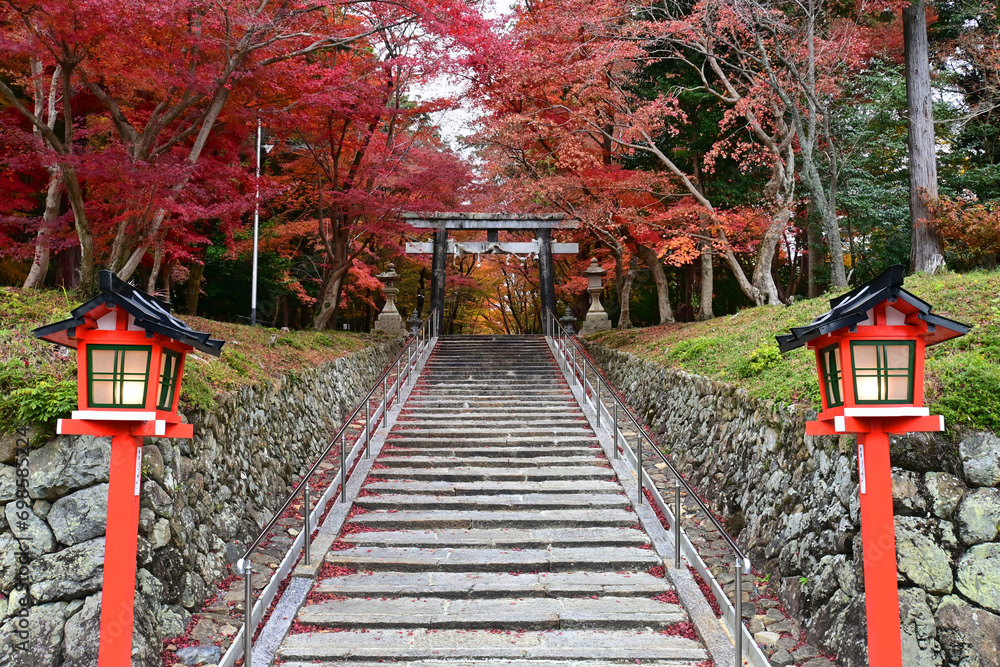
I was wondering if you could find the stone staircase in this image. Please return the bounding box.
[276,335,709,666]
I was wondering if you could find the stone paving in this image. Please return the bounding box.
[276,335,711,667]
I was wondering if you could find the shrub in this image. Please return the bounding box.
[5,378,77,432]
[735,345,783,378]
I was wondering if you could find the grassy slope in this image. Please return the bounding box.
[586,270,1000,434]
[0,287,384,434]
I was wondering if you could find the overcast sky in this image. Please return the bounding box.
[411,0,518,152]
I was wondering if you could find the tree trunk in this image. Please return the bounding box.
[806,202,824,298]
[797,151,847,289]
[753,210,792,305]
[313,269,347,330]
[904,0,945,273]
[23,168,63,289]
[62,166,95,291]
[698,240,715,320]
[146,231,165,294]
[634,242,674,324]
[160,259,175,302]
[184,262,205,315]
[617,254,637,329]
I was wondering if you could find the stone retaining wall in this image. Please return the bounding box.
[585,343,1000,667]
[0,338,403,666]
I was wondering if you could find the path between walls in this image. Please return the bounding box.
[262,335,721,667]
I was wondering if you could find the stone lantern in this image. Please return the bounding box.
[579,258,611,334]
[374,263,406,335]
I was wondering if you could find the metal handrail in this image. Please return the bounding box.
[235,309,438,666]
[544,309,749,666]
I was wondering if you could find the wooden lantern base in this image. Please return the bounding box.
[807,415,943,667]
[58,418,193,667]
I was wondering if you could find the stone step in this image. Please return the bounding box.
[375,467,615,482]
[376,457,605,469]
[354,494,629,511]
[405,408,581,417]
[405,397,577,404]
[278,629,707,663]
[295,596,687,630]
[402,405,581,412]
[281,660,701,667]
[409,394,573,400]
[395,418,586,426]
[400,407,577,414]
[313,571,665,598]
[383,438,599,448]
[349,509,637,529]
[324,546,661,572]
[361,480,624,496]
[380,447,591,458]
[341,528,650,549]
[417,378,564,383]
[415,384,568,391]
[389,428,595,438]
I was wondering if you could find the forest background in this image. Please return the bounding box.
[0,0,998,336]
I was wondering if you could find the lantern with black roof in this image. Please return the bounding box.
[777,265,969,430]
[33,270,223,667]
[34,270,224,437]
[776,265,970,667]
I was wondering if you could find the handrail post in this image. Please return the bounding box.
[571,345,576,384]
[636,431,643,504]
[674,480,682,570]
[243,562,253,666]
[303,482,311,565]
[596,381,601,427]
[382,376,388,422]
[396,358,401,403]
[339,432,346,502]
[612,401,618,459]
[735,557,743,667]
[365,399,371,458]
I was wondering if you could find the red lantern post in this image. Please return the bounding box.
[777,265,969,666]
[34,271,223,666]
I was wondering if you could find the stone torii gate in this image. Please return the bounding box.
[402,213,579,331]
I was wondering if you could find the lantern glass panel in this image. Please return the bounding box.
[156,349,181,411]
[819,344,844,408]
[850,341,915,404]
[87,345,151,408]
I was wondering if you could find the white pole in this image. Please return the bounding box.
[250,119,261,326]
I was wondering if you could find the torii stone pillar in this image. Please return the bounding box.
[537,228,556,319]
[430,228,448,333]
[579,258,611,334]
[403,213,580,333]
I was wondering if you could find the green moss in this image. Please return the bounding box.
[588,269,1000,433]
[278,337,306,350]
[224,350,251,377]
[179,372,216,413]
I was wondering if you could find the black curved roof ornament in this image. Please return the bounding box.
[33,270,225,356]
[776,265,970,353]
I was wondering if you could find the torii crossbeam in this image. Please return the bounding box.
[403,213,580,331]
